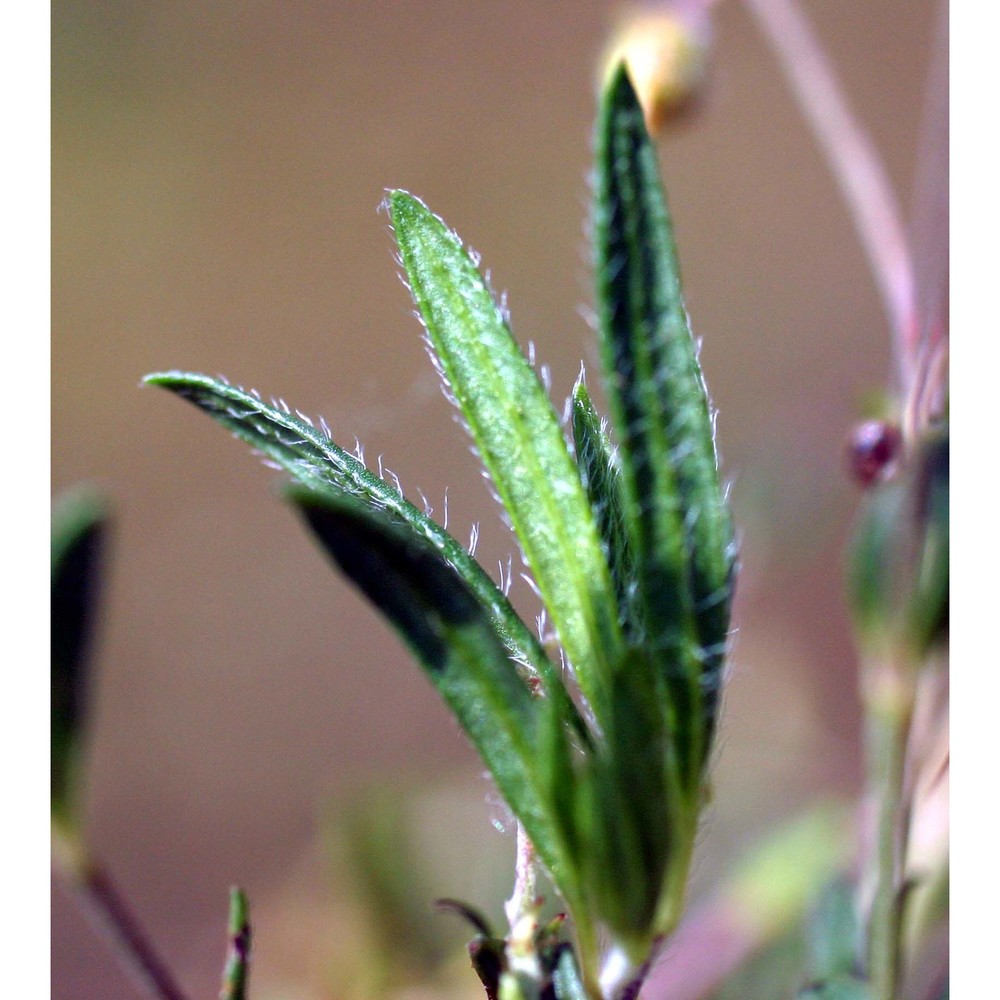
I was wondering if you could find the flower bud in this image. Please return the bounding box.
[599,4,713,134]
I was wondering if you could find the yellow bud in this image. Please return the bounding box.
[599,4,712,134]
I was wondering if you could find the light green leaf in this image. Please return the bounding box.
[551,946,588,1000]
[796,977,872,1000]
[805,879,861,985]
[389,190,624,717]
[847,480,907,650]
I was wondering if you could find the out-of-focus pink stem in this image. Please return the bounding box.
[642,900,755,1000]
[78,862,192,1000]
[741,0,916,389]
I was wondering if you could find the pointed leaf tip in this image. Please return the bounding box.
[604,59,638,100]
[594,33,735,786]
[146,370,580,739]
[220,887,251,1000]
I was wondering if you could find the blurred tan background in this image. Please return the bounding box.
[52,1,938,996]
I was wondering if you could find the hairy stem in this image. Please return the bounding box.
[505,822,539,930]
[742,0,915,387]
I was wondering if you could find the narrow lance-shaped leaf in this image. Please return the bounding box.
[571,378,635,632]
[51,486,110,834]
[143,372,587,744]
[389,191,624,717]
[287,485,583,910]
[593,65,735,780]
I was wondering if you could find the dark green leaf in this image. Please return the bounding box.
[434,898,495,939]
[908,428,948,654]
[389,191,624,717]
[593,64,735,783]
[287,485,580,905]
[468,935,506,1000]
[572,654,676,947]
[571,379,635,630]
[51,486,110,830]
[143,372,585,740]
[572,383,684,942]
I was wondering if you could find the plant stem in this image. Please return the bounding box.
[220,887,252,1000]
[861,657,915,1000]
[615,950,655,1000]
[74,858,192,1000]
[573,917,603,1000]
[742,0,915,387]
[505,822,538,929]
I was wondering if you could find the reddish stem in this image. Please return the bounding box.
[75,861,192,1000]
[742,0,916,389]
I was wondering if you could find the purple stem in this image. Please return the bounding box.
[76,861,192,1000]
[742,0,916,390]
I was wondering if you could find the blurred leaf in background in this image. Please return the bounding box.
[51,485,110,848]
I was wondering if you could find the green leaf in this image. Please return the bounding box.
[219,887,252,1000]
[796,977,872,1000]
[572,385,678,942]
[847,480,907,649]
[907,428,948,654]
[593,64,735,782]
[728,804,853,940]
[706,930,806,1000]
[143,372,585,741]
[571,378,635,630]
[551,946,588,1000]
[805,879,862,984]
[287,484,581,907]
[847,424,948,658]
[51,486,110,832]
[389,190,624,717]
[342,795,452,973]
[565,653,675,952]
[670,811,852,998]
